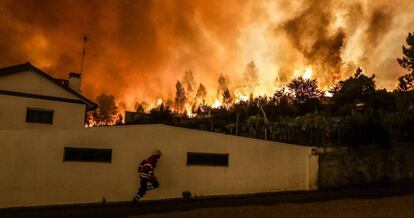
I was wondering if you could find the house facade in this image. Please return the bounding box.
[0,63,96,129]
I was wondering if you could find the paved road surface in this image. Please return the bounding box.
[2,183,414,218]
[136,194,414,218]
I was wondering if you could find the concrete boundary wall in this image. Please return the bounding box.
[0,124,318,208]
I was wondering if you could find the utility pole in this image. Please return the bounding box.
[80,34,88,74]
[259,104,271,140]
[209,110,214,132]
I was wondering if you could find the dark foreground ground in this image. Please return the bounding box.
[2,182,414,218]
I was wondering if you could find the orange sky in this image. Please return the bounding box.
[0,0,413,111]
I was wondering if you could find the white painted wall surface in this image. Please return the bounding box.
[0,70,78,100]
[0,69,88,129]
[0,125,318,208]
[0,95,86,130]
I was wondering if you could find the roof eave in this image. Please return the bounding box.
[0,62,98,109]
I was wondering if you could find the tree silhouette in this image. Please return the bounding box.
[150,103,173,123]
[93,93,118,125]
[135,101,149,113]
[136,104,145,113]
[223,88,233,108]
[397,32,414,91]
[398,74,414,92]
[175,81,187,113]
[397,32,414,72]
[287,77,321,105]
[182,70,196,102]
[273,88,296,116]
[244,60,259,95]
[195,83,207,104]
[332,67,376,114]
[217,73,229,97]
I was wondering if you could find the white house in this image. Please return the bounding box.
[0,63,319,209]
[0,62,96,130]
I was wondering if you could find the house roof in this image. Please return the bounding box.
[0,62,97,110]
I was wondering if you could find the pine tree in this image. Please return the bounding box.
[195,83,207,103]
[175,81,187,113]
[223,88,233,108]
[397,32,414,91]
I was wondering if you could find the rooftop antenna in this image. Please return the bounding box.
[80,33,88,74]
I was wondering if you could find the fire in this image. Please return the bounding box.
[235,94,249,103]
[212,99,222,109]
[233,89,250,104]
[303,67,313,80]
[238,95,249,102]
[1,0,409,116]
[185,104,196,118]
[294,66,313,80]
[156,98,163,106]
[324,91,333,97]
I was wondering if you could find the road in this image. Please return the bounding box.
[136,194,414,218]
[2,183,414,218]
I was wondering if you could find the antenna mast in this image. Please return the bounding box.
[80,34,88,74]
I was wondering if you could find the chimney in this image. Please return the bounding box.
[68,72,81,93]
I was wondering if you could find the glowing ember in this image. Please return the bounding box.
[238,95,249,102]
[324,90,333,97]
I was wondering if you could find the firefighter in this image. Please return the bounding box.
[132,149,161,204]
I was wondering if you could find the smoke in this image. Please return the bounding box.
[366,8,393,48]
[282,0,345,85]
[0,0,413,109]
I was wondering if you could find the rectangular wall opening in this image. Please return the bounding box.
[187,152,229,167]
[26,108,54,124]
[63,147,112,163]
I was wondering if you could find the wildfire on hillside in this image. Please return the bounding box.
[1,0,413,124]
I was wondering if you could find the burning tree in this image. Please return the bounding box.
[182,70,196,100]
[91,93,118,126]
[217,73,229,98]
[287,77,321,105]
[222,88,233,108]
[244,60,259,95]
[287,77,322,115]
[135,101,149,113]
[195,83,207,105]
[175,81,187,113]
[136,104,145,113]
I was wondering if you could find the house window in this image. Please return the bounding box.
[26,108,54,124]
[63,147,112,163]
[187,152,229,167]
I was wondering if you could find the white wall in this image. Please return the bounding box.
[0,70,78,100]
[0,125,318,208]
[0,69,88,129]
[0,95,86,130]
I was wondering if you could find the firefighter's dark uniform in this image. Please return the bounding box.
[133,152,160,203]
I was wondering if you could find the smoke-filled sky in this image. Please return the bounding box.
[0,0,413,110]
